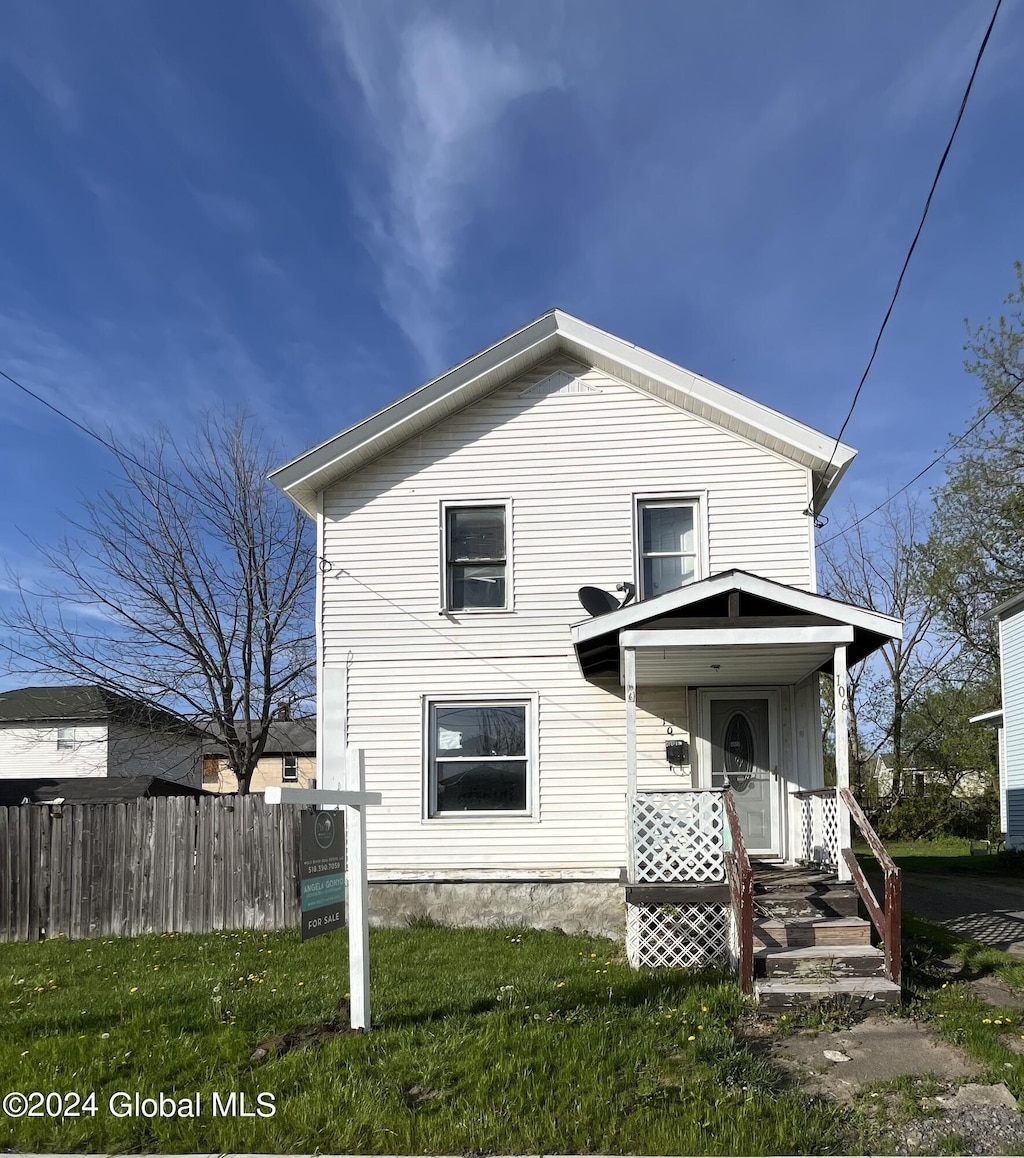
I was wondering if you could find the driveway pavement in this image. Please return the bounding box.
[897,870,1024,953]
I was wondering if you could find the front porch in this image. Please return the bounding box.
[570,570,905,1004]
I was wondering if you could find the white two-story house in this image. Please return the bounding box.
[271,311,902,980]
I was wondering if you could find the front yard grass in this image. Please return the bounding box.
[855,837,1024,877]
[0,923,855,1155]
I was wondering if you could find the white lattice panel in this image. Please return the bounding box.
[798,791,839,869]
[626,903,730,969]
[632,791,725,883]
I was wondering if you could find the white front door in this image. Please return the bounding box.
[703,692,780,855]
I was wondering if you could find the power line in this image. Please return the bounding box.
[0,365,194,500]
[807,0,1004,518]
[819,370,1024,546]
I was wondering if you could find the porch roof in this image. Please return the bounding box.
[570,570,902,686]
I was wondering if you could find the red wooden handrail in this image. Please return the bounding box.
[723,790,754,995]
[839,787,901,987]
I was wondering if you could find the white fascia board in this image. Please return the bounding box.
[969,708,1004,724]
[983,589,1024,622]
[554,312,857,478]
[571,571,903,645]
[619,626,854,649]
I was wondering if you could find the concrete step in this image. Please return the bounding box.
[753,890,859,920]
[755,976,901,1010]
[754,916,872,948]
[754,943,885,979]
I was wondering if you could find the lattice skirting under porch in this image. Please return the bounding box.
[625,902,731,969]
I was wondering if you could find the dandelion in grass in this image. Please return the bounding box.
[129,987,139,994]
[984,1018,992,1024]
[687,1035,695,1041]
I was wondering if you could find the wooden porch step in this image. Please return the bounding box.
[754,916,872,948]
[755,976,901,1010]
[753,889,859,920]
[755,943,885,979]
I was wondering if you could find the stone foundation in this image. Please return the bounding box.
[368,880,625,940]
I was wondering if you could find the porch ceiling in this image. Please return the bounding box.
[626,641,846,687]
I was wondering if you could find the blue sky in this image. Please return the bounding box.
[1,0,1022,621]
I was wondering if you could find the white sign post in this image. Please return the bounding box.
[265,746,381,1030]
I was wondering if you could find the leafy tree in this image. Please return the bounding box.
[819,492,954,799]
[1,412,315,793]
[925,262,1024,670]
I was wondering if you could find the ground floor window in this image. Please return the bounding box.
[427,700,531,815]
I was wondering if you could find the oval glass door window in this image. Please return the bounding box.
[724,712,754,790]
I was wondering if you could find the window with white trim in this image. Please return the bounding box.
[281,754,298,782]
[427,701,530,815]
[637,498,700,598]
[444,504,509,611]
[56,726,76,750]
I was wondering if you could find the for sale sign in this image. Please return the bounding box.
[299,810,345,940]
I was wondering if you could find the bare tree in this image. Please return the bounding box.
[1,412,315,793]
[819,493,956,800]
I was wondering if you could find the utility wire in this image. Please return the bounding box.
[808,0,1004,518]
[0,365,195,501]
[819,370,1024,546]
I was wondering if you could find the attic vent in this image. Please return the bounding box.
[520,369,600,397]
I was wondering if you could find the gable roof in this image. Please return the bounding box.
[0,685,199,735]
[270,310,856,517]
[571,569,902,681]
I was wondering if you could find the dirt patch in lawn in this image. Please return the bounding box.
[747,1014,1024,1155]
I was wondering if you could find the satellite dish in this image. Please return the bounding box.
[578,586,622,617]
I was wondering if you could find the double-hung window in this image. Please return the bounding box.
[281,754,298,783]
[56,726,76,750]
[443,503,509,611]
[637,498,700,598]
[427,700,531,815]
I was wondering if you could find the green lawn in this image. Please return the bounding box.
[855,837,1024,876]
[0,923,854,1155]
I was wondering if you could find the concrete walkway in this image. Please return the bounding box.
[898,870,1024,953]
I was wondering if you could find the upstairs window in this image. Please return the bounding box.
[638,499,699,598]
[281,754,298,782]
[56,726,76,750]
[444,504,510,611]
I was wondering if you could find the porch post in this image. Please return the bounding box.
[625,645,637,881]
[833,644,853,882]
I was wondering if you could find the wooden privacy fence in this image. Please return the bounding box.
[0,795,302,942]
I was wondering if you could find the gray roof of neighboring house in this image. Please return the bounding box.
[0,685,201,735]
[202,719,316,756]
[984,590,1024,621]
[0,775,210,806]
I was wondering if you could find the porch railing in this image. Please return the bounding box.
[723,790,754,995]
[630,790,726,883]
[793,787,840,869]
[840,788,902,988]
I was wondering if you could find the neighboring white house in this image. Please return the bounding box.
[980,589,1024,847]
[0,685,204,787]
[270,310,903,940]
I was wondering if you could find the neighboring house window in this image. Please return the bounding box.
[637,498,700,598]
[56,726,76,750]
[443,503,510,611]
[427,700,531,815]
[282,754,298,782]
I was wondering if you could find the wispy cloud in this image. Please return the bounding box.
[310,3,561,367]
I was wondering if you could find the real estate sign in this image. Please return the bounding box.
[299,810,345,940]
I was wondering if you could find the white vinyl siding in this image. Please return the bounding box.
[1000,610,1024,848]
[321,355,815,878]
[0,722,108,779]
